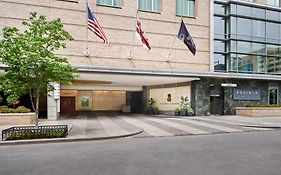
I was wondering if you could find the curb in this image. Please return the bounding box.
[0,129,144,146]
[237,124,281,129]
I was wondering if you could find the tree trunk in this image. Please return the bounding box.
[34,88,40,128]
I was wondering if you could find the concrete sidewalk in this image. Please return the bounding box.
[208,115,281,128]
[1,114,281,145]
[0,116,144,145]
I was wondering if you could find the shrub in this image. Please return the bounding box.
[0,106,10,113]
[246,104,281,107]
[16,106,31,113]
[0,105,31,113]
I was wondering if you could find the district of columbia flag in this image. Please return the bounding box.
[87,6,109,44]
[177,20,196,55]
[135,17,151,50]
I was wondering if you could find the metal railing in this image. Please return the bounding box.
[2,125,68,141]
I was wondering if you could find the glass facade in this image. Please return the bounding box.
[213,1,281,74]
[267,0,280,7]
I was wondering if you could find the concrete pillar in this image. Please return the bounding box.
[47,83,60,120]
[142,86,149,113]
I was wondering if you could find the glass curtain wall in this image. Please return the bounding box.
[213,1,281,74]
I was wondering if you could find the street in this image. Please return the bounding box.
[0,130,281,175]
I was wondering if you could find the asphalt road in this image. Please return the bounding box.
[0,131,281,175]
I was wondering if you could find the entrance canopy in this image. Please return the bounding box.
[61,72,199,91]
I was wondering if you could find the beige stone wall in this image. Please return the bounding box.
[0,0,210,72]
[60,89,126,110]
[236,107,281,117]
[0,113,36,125]
[149,86,191,111]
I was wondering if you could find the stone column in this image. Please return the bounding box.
[47,83,60,120]
[191,79,210,116]
[142,86,149,113]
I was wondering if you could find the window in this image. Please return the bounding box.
[214,16,225,39]
[176,0,195,17]
[228,54,238,72]
[214,3,225,15]
[237,18,251,40]
[214,40,225,53]
[267,0,280,7]
[237,41,251,53]
[96,0,121,7]
[214,53,226,72]
[57,0,78,2]
[252,8,265,19]
[252,20,265,42]
[266,22,279,43]
[237,5,251,16]
[238,54,253,73]
[138,0,160,12]
[266,10,279,21]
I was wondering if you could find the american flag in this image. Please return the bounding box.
[87,6,109,44]
[135,18,151,50]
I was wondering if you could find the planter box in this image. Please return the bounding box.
[2,125,68,141]
[236,107,281,117]
[0,113,36,125]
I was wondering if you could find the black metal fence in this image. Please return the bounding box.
[2,125,68,141]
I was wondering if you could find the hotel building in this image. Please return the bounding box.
[0,0,280,119]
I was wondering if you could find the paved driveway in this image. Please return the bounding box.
[58,114,275,138]
[1,114,278,144]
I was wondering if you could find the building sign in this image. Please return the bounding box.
[233,89,261,101]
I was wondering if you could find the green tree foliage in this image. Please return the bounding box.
[0,12,78,126]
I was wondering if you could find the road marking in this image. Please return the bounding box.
[143,117,210,135]
[171,118,243,132]
[97,116,130,136]
[118,116,173,137]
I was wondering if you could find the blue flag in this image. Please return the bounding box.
[177,20,196,55]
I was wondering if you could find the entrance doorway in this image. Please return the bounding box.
[209,87,224,115]
[60,97,76,114]
[210,96,221,115]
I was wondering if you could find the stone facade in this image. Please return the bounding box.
[0,0,210,72]
[236,107,281,117]
[0,113,36,125]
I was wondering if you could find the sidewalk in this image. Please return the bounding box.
[209,115,281,128]
[1,114,281,145]
[0,116,144,145]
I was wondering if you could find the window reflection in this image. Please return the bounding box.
[214,2,281,75]
[214,53,226,72]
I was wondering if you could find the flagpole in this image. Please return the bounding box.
[128,10,138,60]
[84,0,91,57]
[166,0,183,62]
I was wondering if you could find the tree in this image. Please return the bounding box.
[0,12,78,127]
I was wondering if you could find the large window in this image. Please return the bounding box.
[252,20,265,42]
[176,0,195,17]
[214,16,225,39]
[96,0,121,7]
[266,22,279,43]
[214,53,226,72]
[214,1,281,74]
[138,0,161,12]
[267,0,280,7]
